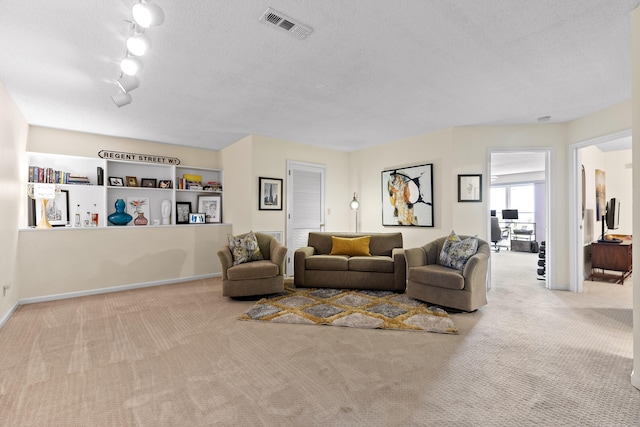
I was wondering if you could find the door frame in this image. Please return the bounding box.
[568,129,631,292]
[285,160,326,276]
[487,148,552,289]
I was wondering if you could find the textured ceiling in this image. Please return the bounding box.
[0,0,638,152]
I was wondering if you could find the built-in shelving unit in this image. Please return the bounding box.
[26,152,223,228]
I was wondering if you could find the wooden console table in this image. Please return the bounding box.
[590,241,632,284]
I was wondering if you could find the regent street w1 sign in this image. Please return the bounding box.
[98,150,180,165]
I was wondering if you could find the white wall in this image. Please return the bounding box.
[603,149,633,234]
[18,126,230,300]
[349,128,455,249]
[581,146,632,238]
[350,125,570,287]
[0,81,28,324]
[630,5,640,391]
[222,134,351,238]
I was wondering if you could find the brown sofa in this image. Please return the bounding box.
[294,232,405,291]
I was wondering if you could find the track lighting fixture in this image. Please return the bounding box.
[112,91,133,107]
[110,1,164,107]
[132,2,165,28]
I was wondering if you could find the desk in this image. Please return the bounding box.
[507,222,536,252]
[590,241,632,284]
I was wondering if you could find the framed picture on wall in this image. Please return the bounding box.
[458,174,482,202]
[259,177,283,210]
[381,163,434,227]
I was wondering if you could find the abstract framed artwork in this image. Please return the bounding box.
[595,169,606,221]
[259,177,283,210]
[457,174,482,202]
[381,163,434,227]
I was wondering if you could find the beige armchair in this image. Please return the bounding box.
[405,235,490,311]
[217,232,287,297]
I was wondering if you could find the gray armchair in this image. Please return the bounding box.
[405,236,490,311]
[217,232,287,297]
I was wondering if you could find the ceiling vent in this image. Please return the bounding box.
[258,7,313,39]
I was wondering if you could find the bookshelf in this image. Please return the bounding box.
[26,152,223,228]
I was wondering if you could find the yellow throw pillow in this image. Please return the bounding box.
[330,236,372,256]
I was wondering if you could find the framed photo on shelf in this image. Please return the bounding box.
[109,176,124,186]
[259,177,282,210]
[458,174,482,202]
[176,202,191,224]
[126,176,138,187]
[32,189,69,227]
[189,212,206,224]
[158,179,172,189]
[198,195,222,223]
[141,178,157,188]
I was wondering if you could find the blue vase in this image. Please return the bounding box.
[108,199,133,226]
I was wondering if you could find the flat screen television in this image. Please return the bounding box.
[606,198,620,230]
[502,209,519,220]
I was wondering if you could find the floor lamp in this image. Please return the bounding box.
[350,192,360,232]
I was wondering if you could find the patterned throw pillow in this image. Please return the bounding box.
[439,230,461,261]
[439,231,478,270]
[227,231,264,265]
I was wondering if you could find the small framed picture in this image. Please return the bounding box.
[176,202,191,224]
[189,212,206,224]
[198,195,222,223]
[259,177,283,210]
[32,189,69,227]
[109,177,124,186]
[141,178,157,188]
[126,176,138,187]
[458,174,482,202]
[158,179,172,189]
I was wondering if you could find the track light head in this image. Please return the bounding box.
[112,91,132,107]
[126,33,151,56]
[116,75,140,93]
[132,2,165,28]
[120,56,143,76]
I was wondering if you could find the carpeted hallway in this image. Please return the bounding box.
[0,250,637,426]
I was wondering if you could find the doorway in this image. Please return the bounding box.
[488,149,551,289]
[285,160,326,276]
[569,130,632,292]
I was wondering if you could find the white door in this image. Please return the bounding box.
[286,161,326,276]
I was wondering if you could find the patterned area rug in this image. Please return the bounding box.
[239,286,458,334]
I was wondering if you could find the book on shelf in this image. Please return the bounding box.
[183,173,202,182]
[29,166,91,184]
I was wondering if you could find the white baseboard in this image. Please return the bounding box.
[19,273,221,305]
[632,370,640,390]
[0,301,20,330]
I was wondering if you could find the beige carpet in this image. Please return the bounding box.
[0,250,638,426]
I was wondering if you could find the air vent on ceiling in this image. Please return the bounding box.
[258,7,313,39]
